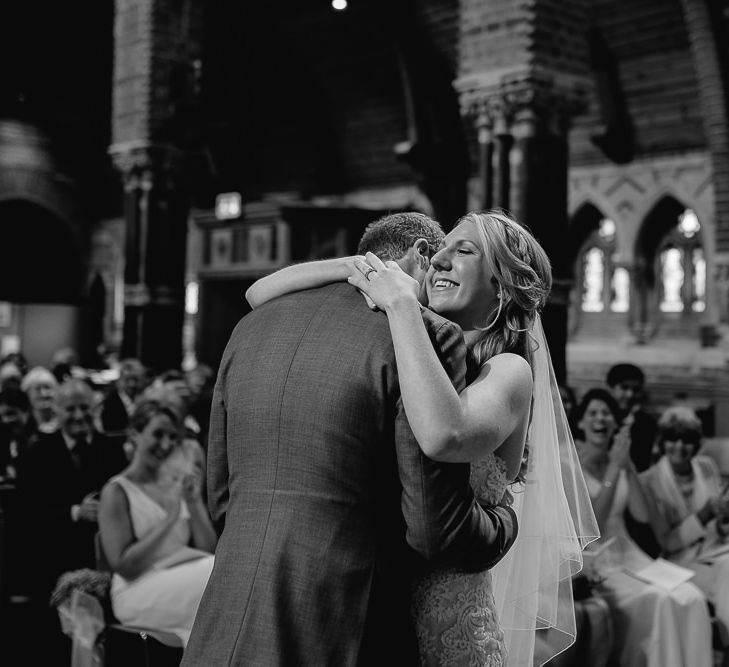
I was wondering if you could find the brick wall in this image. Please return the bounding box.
[570,0,705,165]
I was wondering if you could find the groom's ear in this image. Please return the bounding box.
[413,238,430,268]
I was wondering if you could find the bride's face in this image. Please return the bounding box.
[425,221,499,329]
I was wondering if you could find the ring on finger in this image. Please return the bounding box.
[363,267,377,280]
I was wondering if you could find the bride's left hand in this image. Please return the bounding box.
[348,252,420,312]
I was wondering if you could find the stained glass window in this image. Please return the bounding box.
[692,248,705,312]
[611,267,630,312]
[582,247,605,312]
[659,247,685,313]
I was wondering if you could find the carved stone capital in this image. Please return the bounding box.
[110,141,183,174]
[458,66,591,136]
[109,141,184,190]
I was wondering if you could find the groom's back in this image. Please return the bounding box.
[185,283,417,666]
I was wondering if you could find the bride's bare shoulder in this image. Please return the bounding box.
[477,352,532,384]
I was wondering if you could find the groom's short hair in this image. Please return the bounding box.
[357,212,444,261]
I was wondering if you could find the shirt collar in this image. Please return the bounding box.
[62,430,91,451]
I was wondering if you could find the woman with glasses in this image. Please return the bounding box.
[641,405,729,635]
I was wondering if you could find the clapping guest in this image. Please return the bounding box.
[641,406,729,633]
[18,379,129,663]
[606,363,657,472]
[99,399,216,646]
[576,388,713,667]
[19,380,128,590]
[21,366,59,435]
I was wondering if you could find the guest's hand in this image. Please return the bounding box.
[182,470,203,505]
[348,253,420,312]
[710,495,729,521]
[608,422,633,470]
[158,487,183,520]
[77,494,100,523]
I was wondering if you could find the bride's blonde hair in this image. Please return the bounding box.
[457,210,552,369]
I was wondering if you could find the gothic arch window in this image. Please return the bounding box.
[656,209,705,315]
[636,196,705,339]
[568,203,629,338]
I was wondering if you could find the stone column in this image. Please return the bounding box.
[475,112,494,210]
[456,0,591,382]
[110,0,202,370]
[460,73,588,381]
[111,145,188,370]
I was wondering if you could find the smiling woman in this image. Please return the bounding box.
[639,406,729,640]
[575,391,714,667]
[243,210,594,666]
[426,225,499,333]
[97,399,217,646]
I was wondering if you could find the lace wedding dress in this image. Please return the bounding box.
[411,452,509,666]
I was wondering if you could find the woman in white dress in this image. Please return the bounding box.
[575,389,712,667]
[247,210,597,665]
[98,399,217,646]
[640,405,729,637]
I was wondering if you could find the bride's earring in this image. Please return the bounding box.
[482,290,504,332]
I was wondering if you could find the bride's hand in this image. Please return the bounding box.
[348,252,420,312]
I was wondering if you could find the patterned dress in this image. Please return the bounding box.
[411,452,509,666]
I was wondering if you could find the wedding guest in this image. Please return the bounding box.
[0,358,23,391]
[185,363,214,448]
[640,405,729,633]
[606,363,657,472]
[18,378,128,664]
[0,386,30,478]
[21,366,59,435]
[99,358,146,435]
[98,399,216,646]
[155,369,201,439]
[19,379,127,588]
[576,388,713,667]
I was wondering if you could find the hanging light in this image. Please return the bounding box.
[332,0,347,10]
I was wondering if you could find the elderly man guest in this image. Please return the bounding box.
[20,379,128,592]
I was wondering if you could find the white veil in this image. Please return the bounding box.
[492,315,600,665]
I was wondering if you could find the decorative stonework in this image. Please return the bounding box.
[457,66,591,134]
[568,153,715,265]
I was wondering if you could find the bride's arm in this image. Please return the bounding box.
[348,255,532,468]
[245,257,364,308]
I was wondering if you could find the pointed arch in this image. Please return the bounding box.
[568,202,607,273]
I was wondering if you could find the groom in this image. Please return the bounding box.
[182,213,517,666]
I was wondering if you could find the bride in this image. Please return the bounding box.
[248,210,598,665]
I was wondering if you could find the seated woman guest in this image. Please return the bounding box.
[576,388,712,667]
[98,399,216,646]
[640,405,729,633]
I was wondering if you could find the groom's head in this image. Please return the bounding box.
[357,212,444,288]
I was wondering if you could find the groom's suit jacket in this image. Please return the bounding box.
[183,283,517,667]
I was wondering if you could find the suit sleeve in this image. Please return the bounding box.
[206,364,230,531]
[394,317,518,571]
